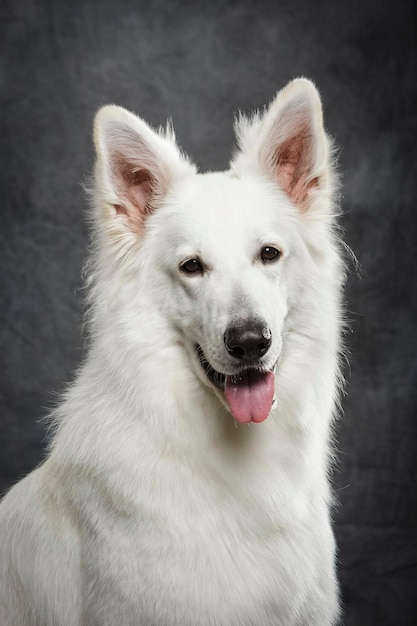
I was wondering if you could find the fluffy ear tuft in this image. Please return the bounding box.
[232,79,332,213]
[94,106,194,233]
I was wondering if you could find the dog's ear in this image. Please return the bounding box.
[232,79,333,213]
[93,106,194,233]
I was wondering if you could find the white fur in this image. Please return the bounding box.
[0,79,344,625]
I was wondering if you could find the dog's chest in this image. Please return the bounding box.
[71,418,331,624]
[80,470,318,626]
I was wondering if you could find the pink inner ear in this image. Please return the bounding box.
[112,156,156,229]
[124,167,155,214]
[273,127,319,210]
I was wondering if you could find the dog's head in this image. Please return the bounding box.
[93,79,335,424]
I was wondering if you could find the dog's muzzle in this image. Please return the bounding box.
[195,334,276,425]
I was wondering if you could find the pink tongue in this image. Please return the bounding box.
[224,370,275,424]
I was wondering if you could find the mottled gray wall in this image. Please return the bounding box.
[1,0,416,624]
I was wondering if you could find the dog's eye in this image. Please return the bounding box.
[260,246,281,263]
[179,258,204,275]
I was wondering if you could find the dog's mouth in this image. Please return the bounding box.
[196,345,276,424]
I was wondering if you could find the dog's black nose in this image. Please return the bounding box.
[224,319,272,362]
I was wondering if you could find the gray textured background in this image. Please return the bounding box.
[1,0,416,624]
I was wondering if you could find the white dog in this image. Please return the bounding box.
[0,79,344,625]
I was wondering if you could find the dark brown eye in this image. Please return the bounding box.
[260,246,281,263]
[179,258,204,275]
